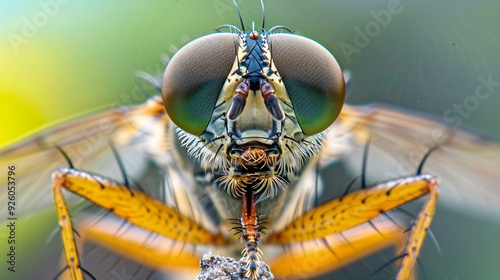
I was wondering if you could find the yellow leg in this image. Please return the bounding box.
[268,174,439,279]
[52,168,228,279]
[268,218,404,279]
[83,219,200,271]
[395,179,438,279]
[53,172,84,280]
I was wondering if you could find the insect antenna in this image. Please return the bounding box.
[267,25,292,34]
[232,0,245,32]
[215,24,241,34]
[260,0,265,31]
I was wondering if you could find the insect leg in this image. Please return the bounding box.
[52,167,229,280]
[79,218,201,272]
[53,171,84,280]
[268,174,439,279]
[267,218,404,279]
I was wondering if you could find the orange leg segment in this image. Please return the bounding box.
[268,174,439,279]
[268,219,404,279]
[82,221,201,271]
[52,167,228,280]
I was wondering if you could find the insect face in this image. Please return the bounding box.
[162,28,345,200]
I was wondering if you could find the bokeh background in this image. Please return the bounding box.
[1,0,499,279]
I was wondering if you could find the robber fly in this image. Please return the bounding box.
[1,1,500,280]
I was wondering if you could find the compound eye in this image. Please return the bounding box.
[162,33,238,135]
[268,34,345,135]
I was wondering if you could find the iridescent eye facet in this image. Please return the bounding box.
[268,33,345,135]
[162,32,344,137]
[162,33,238,135]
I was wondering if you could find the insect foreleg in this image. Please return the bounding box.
[80,219,201,273]
[52,167,229,279]
[268,219,404,279]
[268,174,439,279]
[394,177,439,279]
[53,171,85,280]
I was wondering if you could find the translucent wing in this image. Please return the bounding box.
[322,104,500,218]
[0,96,222,279]
[0,97,169,214]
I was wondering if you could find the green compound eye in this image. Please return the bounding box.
[162,33,238,136]
[268,33,345,135]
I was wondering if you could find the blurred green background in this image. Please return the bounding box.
[1,0,499,279]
